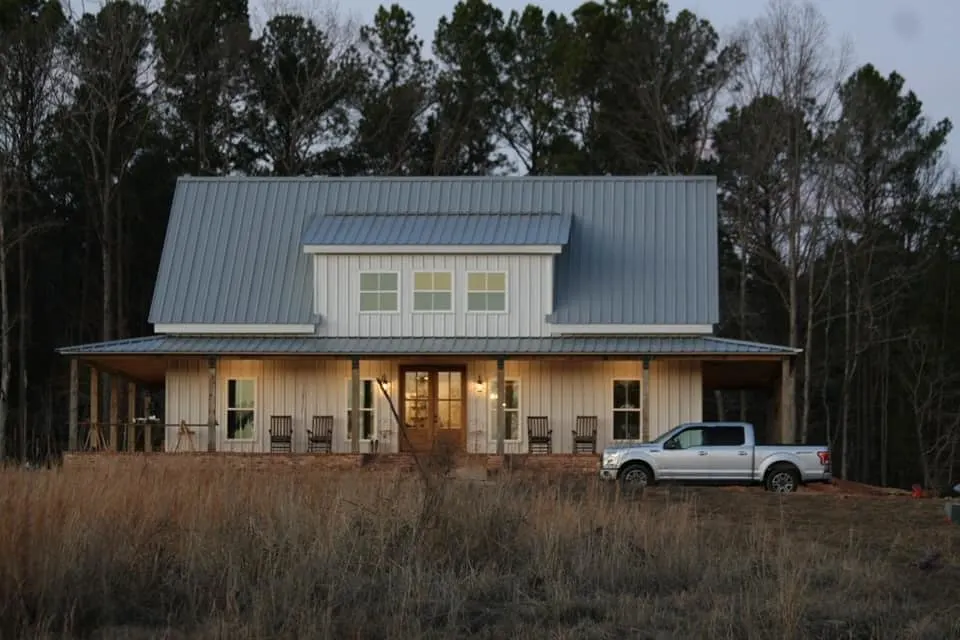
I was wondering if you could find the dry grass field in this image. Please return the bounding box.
[1,464,959,639]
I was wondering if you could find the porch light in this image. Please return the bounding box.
[376,375,390,389]
[474,376,486,394]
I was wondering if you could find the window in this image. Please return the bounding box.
[664,426,747,449]
[226,379,255,440]
[413,271,453,311]
[708,426,746,446]
[612,379,641,440]
[346,379,376,440]
[666,427,705,449]
[490,379,521,440]
[467,272,506,312]
[359,272,398,312]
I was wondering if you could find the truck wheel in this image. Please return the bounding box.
[765,464,800,493]
[619,463,653,490]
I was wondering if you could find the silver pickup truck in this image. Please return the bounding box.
[598,421,832,493]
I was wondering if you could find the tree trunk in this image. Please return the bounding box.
[841,243,853,480]
[16,184,26,462]
[801,252,816,443]
[116,197,125,339]
[101,200,113,343]
[0,174,8,463]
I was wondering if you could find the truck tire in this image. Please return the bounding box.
[765,463,800,493]
[619,463,653,490]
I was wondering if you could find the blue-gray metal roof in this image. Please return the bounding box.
[148,176,719,326]
[58,335,798,356]
[301,212,572,246]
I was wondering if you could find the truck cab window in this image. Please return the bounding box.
[705,426,746,447]
[665,427,705,449]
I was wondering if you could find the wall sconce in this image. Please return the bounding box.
[474,375,486,395]
[376,374,390,390]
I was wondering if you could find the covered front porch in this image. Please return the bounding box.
[57,335,799,458]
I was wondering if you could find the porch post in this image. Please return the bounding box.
[350,358,361,452]
[641,357,651,441]
[89,367,99,449]
[779,357,796,444]
[495,358,505,456]
[143,391,153,452]
[68,359,79,451]
[207,357,217,452]
[126,381,136,451]
[108,376,120,451]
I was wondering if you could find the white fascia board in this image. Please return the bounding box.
[548,323,715,336]
[302,244,563,255]
[154,323,316,335]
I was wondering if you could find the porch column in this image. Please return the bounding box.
[207,357,217,452]
[68,359,79,451]
[778,357,796,444]
[350,359,361,451]
[495,358,505,456]
[89,367,99,449]
[126,381,136,451]
[144,391,153,452]
[108,376,120,451]
[641,357,651,441]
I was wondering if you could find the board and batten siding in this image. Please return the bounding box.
[163,358,702,453]
[313,254,554,337]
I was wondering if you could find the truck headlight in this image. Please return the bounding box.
[602,452,619,468]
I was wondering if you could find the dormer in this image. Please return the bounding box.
[302,212,573,338]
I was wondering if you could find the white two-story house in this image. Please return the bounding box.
[59,176,799,456]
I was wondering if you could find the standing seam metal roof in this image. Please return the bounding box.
[57,335,798,356]
[301,212,573,246]
[147,176,719,326]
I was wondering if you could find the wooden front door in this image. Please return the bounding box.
[399,366,466,452]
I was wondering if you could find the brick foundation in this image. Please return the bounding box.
[61,452,600,476]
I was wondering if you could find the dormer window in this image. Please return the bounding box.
[359,272,399,313]
[413,271,453,312]
[466,272,507,313]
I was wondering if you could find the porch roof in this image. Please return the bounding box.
[58,335,799,357]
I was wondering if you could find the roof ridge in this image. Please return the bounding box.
[175,175,717,183]
[326,211,567,217]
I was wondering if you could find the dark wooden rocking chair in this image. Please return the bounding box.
[269,415,293,453]
[527,416,552,454]
[307,415,334,453]
[572,415,599,454]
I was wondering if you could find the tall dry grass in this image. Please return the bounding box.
[0,465,954,639]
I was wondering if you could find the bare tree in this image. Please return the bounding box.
[602,7,743,175]
[730,0,851,445]
[0,0,68,461]
[244,8,364,174]
[62,0,160,343]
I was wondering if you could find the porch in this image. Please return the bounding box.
[57,335,799,458]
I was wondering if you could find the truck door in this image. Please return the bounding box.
[702,426,752,480]
[659,426,708,479]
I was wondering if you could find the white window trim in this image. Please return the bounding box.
[358,270,400,314]
[345,377,377,441]
[412,270,455,313]
[611,377,642,442]
[466,270,508,314]
[225,377,257,442]
[489,378,521,442]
